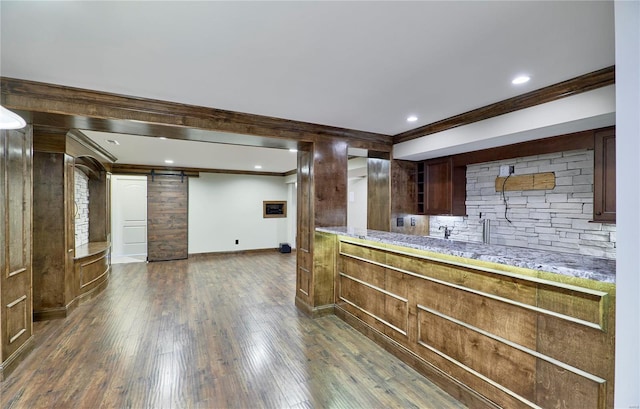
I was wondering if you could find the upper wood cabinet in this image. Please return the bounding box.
[593,128,616,223]
[417,157,466,216]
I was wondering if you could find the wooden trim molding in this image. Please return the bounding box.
[452,128,602,167]
[111,163,293,177]
[67,129,118,163]
[0,77,393,152]
[394,66,615,144]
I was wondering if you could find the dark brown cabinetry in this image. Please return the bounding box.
[593,128,615,223]
[417,157,466,216]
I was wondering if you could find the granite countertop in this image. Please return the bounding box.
[316,226,616,283]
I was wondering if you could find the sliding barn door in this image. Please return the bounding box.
[147,175,188,262]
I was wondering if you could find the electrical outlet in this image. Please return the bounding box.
[396,217,404,227]
[499,165,515,177]
[410,217,416,226]
[235,239,239,245]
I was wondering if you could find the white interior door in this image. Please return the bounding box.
[111,175,147,258]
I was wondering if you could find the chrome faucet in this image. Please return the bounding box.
[439,225,453,239]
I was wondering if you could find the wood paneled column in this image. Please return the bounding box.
[0,126,34,380]
[295,140,347,317]
[367,154,391,231]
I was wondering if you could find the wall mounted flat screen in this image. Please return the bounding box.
[263,201,287,218]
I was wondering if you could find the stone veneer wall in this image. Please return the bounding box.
[74,169,90,247]
[429,149,616,259]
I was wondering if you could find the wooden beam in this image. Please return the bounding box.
[111,163,290,177]
[1,77,393,152]
[394,66,615,144]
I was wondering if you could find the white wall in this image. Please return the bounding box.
[286,181,297,249]
[348,177,367,229]
[614,1,640,407]
[188,172,290,254]
[347,157,368,230]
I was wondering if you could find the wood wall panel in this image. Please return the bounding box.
[340,255,386,289]
[296,148,312,306]
[339,241,387,265]
[0,126,34,379]
[147,175,189,262]
[32,152,67,313]
[380,251,540,306]
[415,279,537,350]
[64,155,76,305]
[312,232,336,309]
[417,306,538,403]
[89,172,109,242]
[331,237,616,409]
[367,158,390,231]
[313,141,347,228]
[338,273,387,334]
[78,253,109,289]
[6,296,28,345]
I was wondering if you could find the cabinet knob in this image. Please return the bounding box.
[596,211,602,215]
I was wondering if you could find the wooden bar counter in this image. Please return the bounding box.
[315,227,616,409]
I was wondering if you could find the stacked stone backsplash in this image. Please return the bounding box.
[429,149,616,259]
[74,169,90,247]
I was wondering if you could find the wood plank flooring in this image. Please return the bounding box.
[1,252,466,409]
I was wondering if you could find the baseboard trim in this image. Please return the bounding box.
[294,297,334,318]
[33,307,68,322]
[0,335,35,381]
[190,248,296,257]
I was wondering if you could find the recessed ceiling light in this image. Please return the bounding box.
[254,165,262,169]
[407,115,418,122]
[512,75,531,85]
[289,148,298,153]
[164,159,174,164]
[106,139,120,145]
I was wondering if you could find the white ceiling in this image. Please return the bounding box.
[0,1,615,171]
[82,130,298,173]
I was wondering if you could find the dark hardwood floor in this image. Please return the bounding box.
[1,252,465,409]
